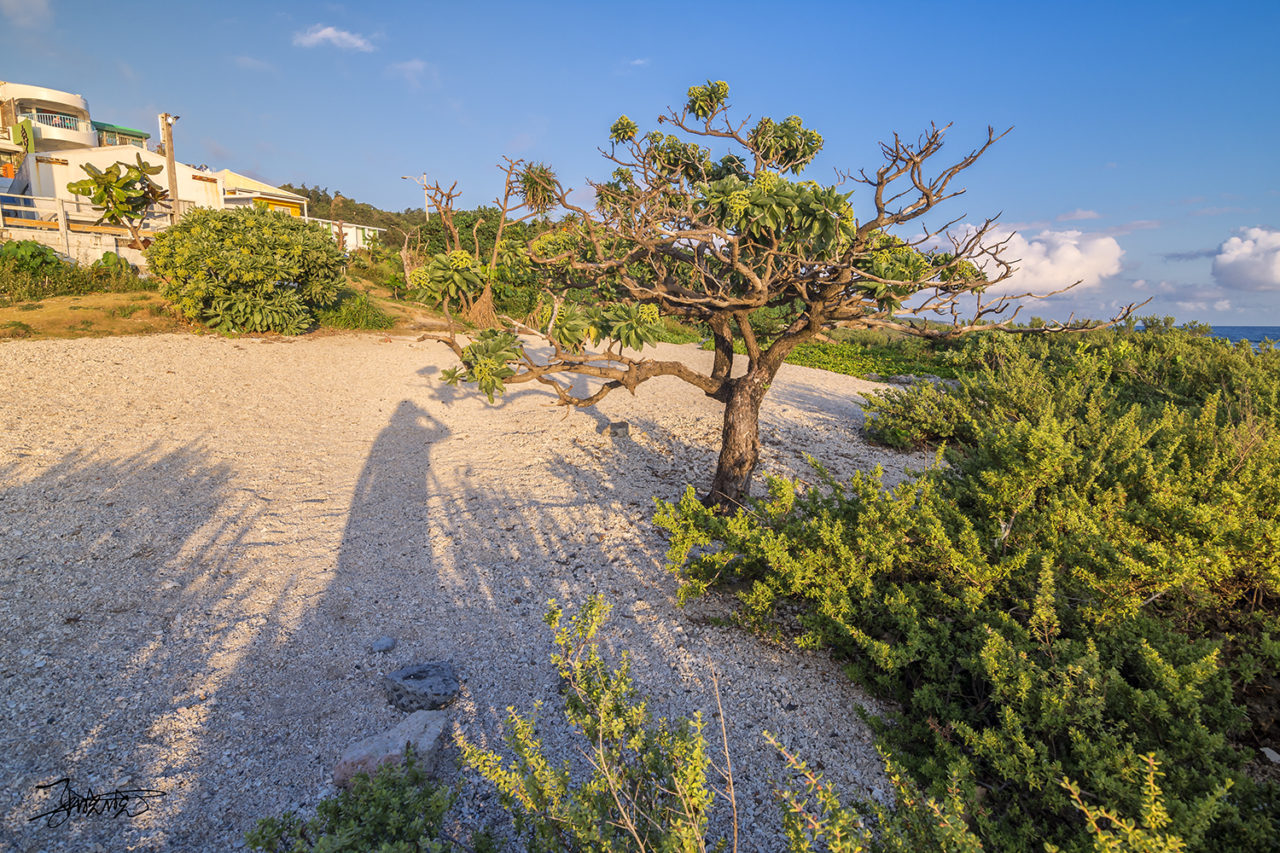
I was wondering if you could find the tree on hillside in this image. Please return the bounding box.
[422,81,1143,505]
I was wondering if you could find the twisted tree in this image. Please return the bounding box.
[422,81,1142,506]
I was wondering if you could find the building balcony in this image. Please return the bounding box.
[16,111,97,150]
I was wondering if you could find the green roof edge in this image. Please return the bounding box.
[91,121,151,138]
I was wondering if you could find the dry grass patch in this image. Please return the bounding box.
[0,292,184,339]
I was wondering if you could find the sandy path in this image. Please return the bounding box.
[0,332,931,851]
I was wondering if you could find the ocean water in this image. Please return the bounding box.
[1207,326,1280,346]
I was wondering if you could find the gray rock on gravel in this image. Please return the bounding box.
[384,661,460,711]
[333,709,450,788]
[371,635,397,653]
[1263,746,1280,764]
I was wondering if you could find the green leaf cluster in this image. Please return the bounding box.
[65,154,166,234]
[0,239,63,277]
[697,174,855,258]
[90,250,136,276]
[440,329,524,403]
[145,206,345,334]
[408,251,483,308]
[657,328,1280,850]
[746,115,824,174]
[685,80,730,120]
[541,302,663,352]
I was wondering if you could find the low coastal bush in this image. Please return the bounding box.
[146,206,345,334]
[246,752,472,852]
[657,328,1279,850]
[315,289,396,330]
[697,334,957,379]
[250,597,1215,851]
[1,241,153,304]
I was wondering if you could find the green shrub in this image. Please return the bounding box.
[91,251,136,276]
[145,206,345,334]
[0,241,153,304]
[246,752,471,852]
[458,596,725,852]
[656,329,1280,850]
[315,289,396,330]
[695,335,958,379]
[0,239,62,277]
[244,595,1225,852]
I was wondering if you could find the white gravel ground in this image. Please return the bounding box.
[0,332,933,852]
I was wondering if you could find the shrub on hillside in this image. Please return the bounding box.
[145,206,345,334]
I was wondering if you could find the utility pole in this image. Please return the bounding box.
[400,174,430,226]
[159,113,180,223]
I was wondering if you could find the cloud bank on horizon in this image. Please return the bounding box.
[1213,227,1280,292]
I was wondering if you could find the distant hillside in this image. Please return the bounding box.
[282,185,423,245]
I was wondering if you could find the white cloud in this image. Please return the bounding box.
[388,59,436,89]
[234,55,276,72]
[1214,299,1232,312]
[629,58,650,66]
[292,24,375,52]
[975,228,1124,293]
[1057,208,1100,222]
[1,0,50,27]
[1212,227,1280,292]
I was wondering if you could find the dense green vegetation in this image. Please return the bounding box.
[657,327,1280,850]
[701,330,959,379]
[256,596,1215,851]
[1,240,154,305]
[314,288,396,331]
[146,207,346,334]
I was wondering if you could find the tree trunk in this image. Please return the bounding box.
[466,283,498,328]
[706,375,769,507]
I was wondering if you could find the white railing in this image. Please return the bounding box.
[1,192,368,251]
[97,131,147,149]
[18,111,93,133]
[0,193,194,248]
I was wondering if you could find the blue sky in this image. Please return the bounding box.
[7,0,1279,324]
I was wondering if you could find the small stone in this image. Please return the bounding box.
[371,636,396,653]
[1262,746,1280,764]
[333,710,450,788]
[384,661,460,711]
[607,421,630,437]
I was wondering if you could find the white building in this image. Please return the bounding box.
[0,80,379,260]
